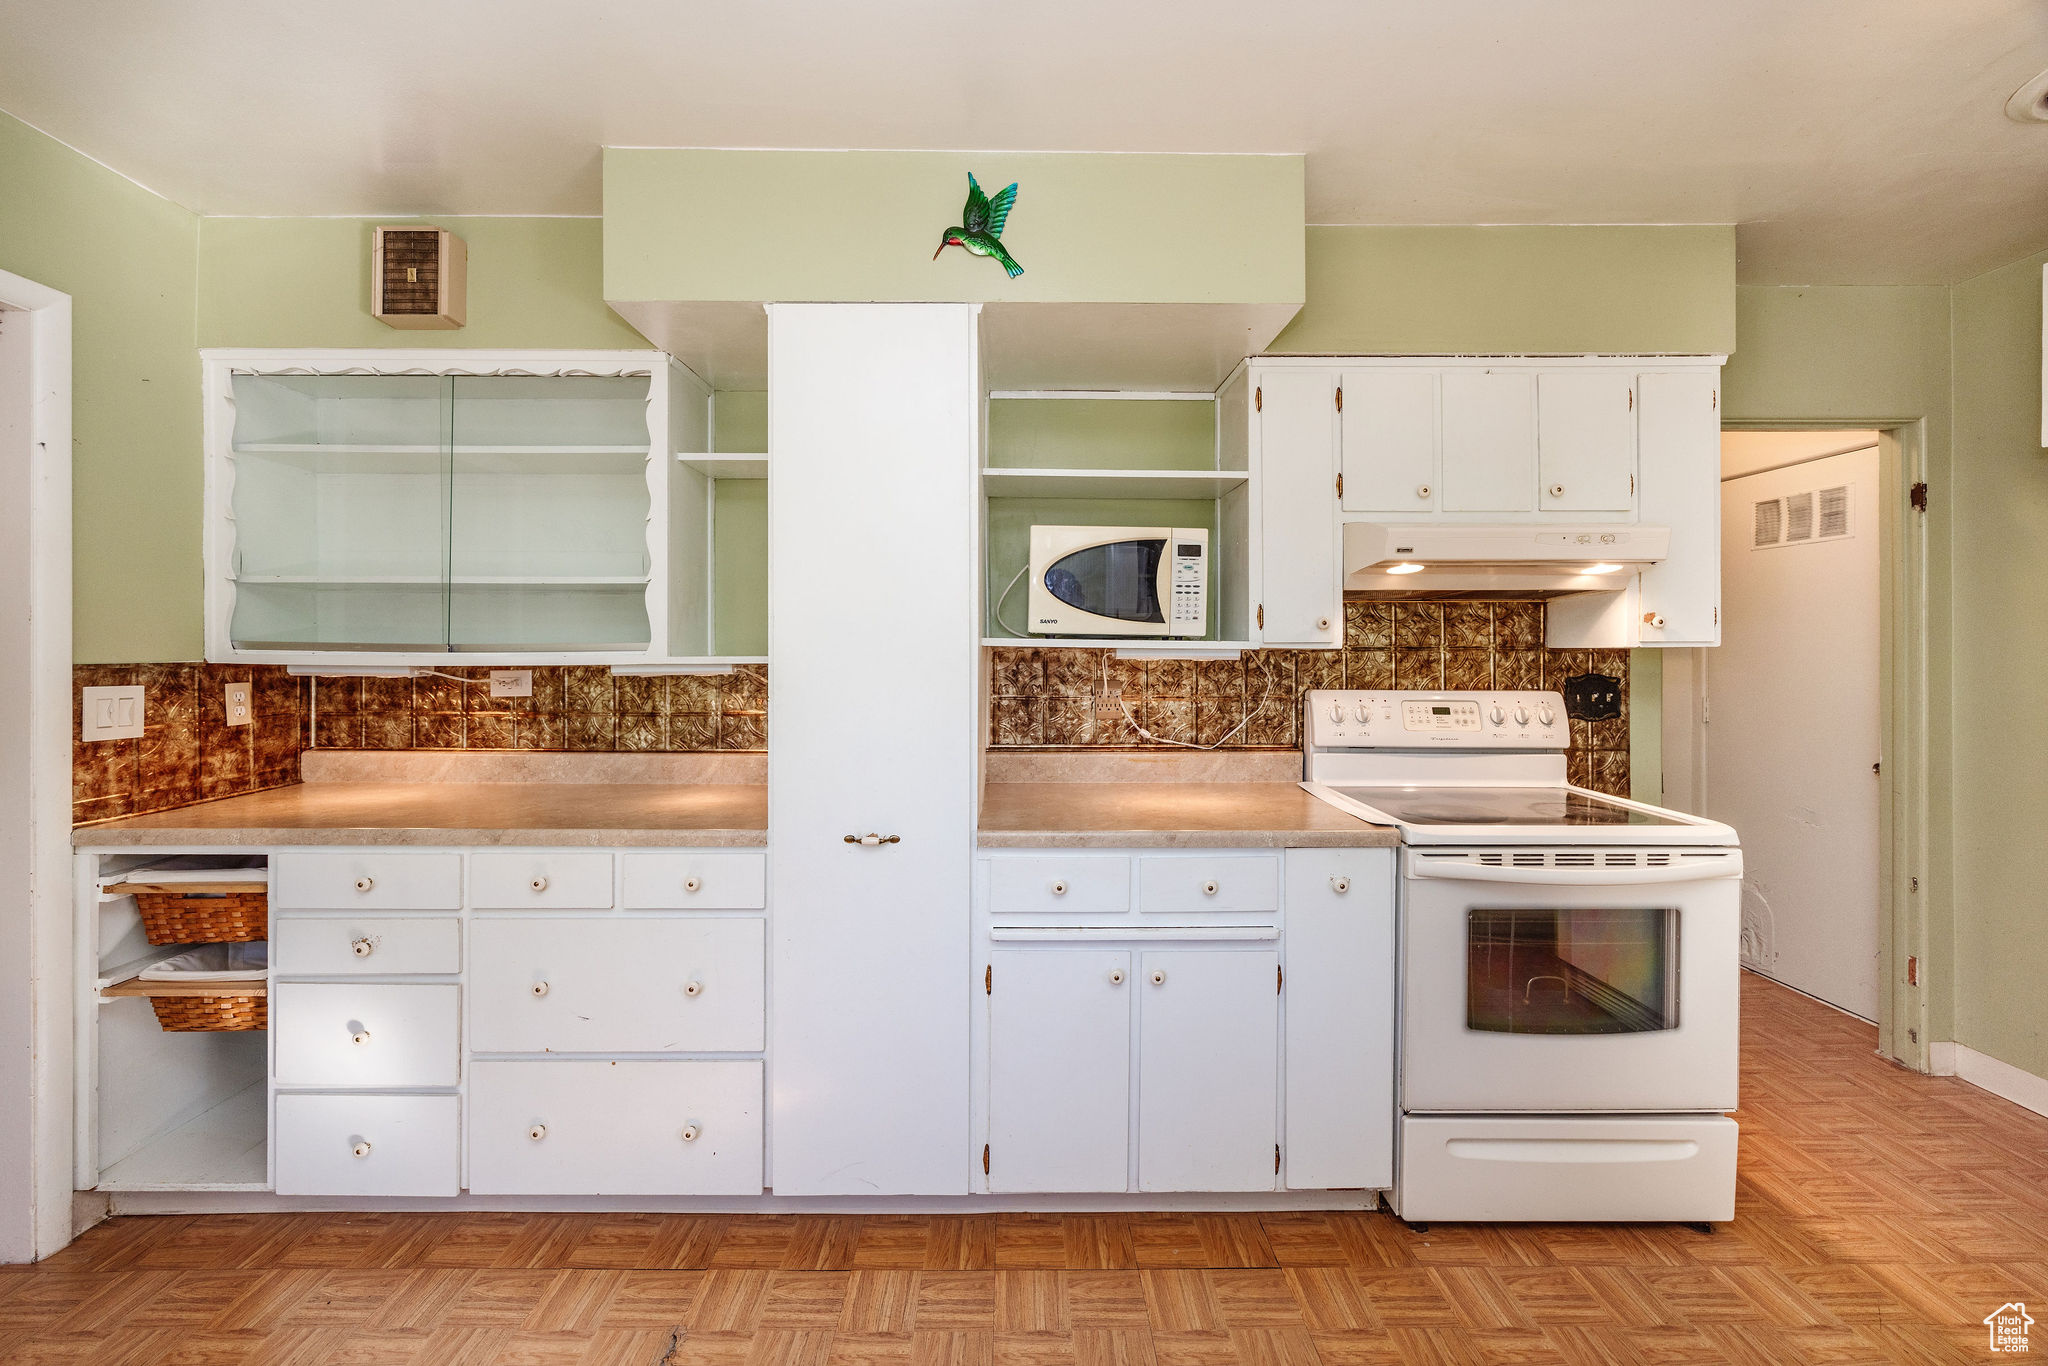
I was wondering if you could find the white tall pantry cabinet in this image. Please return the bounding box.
[767,305,980,1194]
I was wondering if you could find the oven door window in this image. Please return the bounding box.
[1043,540,1166,624]
[1467,907,1678,1034]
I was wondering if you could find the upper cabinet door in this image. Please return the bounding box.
[1256,369,1341,647]
[1635,370,1722,647]
[1339,370,1438,514]
[1537,371,1637,513]
[1439,370,1536,513]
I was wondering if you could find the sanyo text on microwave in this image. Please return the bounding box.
[1026,525,1208,638]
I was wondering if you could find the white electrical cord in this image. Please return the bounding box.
[411,668,490,686]
[1104,650,1278,751]
[992,564,1031,638]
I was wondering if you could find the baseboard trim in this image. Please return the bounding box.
[1949,1043,2048,1119]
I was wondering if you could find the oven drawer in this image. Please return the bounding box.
[989,855,1130,915]
[469,852,614,909]
[621,853,766,909]
[1396,1115,1736,1223]
[273,915,461,976]
[273,983,460,1089]
[1136,855,1279,914]
[272,852,461,910]
[274,1094,460,1197]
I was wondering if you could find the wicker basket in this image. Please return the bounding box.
[126,882,268,946]
[102,980,267,1032]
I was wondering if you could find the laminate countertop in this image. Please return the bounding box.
[72,783,769,848]
[977,783,1399,848]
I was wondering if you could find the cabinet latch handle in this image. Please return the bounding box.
[531,981,550,998]
[844,833,901,846]
[683,980,704,998]
[684,876,702,893]
[681,1124,701,1143]
[351,1030,371,1046]
[1150,969,1168,986]
[353,876,374,893]
[350,937,375,958]
[1201,880,1220,896]
[352,1141,372,1158]
[1108,968,1126,986]
[530,875,549,893]
[1330,876,1351,894]
[529,1124,547,1141]
[1050,880,1068,896]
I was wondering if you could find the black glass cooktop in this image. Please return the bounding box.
[1324,785,1690,827]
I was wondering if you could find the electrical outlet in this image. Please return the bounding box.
[81,685,144,742]
[490,669,533,699]
[1093,694,1125,723]
[225,682,252,727]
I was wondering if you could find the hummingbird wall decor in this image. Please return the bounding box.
[933,173,1023,278]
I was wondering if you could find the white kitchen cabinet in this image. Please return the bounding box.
[274,1094,460,1197]
[467,851,614,909]
[1137,948,1279,1192]
[1254,368,1342,646]
[1441,370,1538,513]
[1340,369,1439,514]
[272,983,461,1089]
[1281,849,1395,1191]
[271,851,462,910]
[1538,371,1637,513]
[621,852,767,909]
[1635,370,1723,646]
[272,915,462,976]
[986,950,1132,1193]
[1136,853,1280,915]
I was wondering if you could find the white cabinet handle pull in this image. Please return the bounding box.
[531,981,550,998]
[683,980,704,997]
[351,1030,371,1046]
[1316,616,1331,631]
[1549,484,1566,498]
[352,1141,372,1158]
[353,876,374,893]
[528,1124,547,1141]
[684,876,702,893]
[1108,968,1126,986]
[844,833,901,846]
[680,1124,701,1143]
[1330,876,1351,894]
[1050,880,1069,896]
[1150,969,1167,986]
[350,937,374,958]
[1416,484,1432,499]
[530,875,549,893]
[1201,880,1220,896]
[1642,611,1666,629]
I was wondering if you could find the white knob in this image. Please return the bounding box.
[680,1124,701,1143]
[528,1124,547,1141]
[684,876,702,893]
[531,981,549,997]
[1201,880,1219,896]
[1354,703,1371,723]
[1489,706,1505,725]
[530,875,549,893]
[1150,969,1167,986]
[1330,876,1351,894]
[1050,880,1068,896]
[352,1141,371,1158]
[1538,705,1556,727]
[1643,612,1666,629]
[351,1030,371,1046]
[1108,968,1126,986]
[350,937,374,958]
[683,980,704,997]
[1316,616,1331,631]
[1416,484,1432,499]
[353,876,374,893]
[1549,484,1566,498]
[1327,701,1344,722]
[1514,706,1529,726]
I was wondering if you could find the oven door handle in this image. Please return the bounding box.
[1408,858,1740,886]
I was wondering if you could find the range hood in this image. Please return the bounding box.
[1343,523,1670,597]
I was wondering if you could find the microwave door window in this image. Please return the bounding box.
[1045,540,1166,624]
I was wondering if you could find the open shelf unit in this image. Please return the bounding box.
[980,390,1256,652]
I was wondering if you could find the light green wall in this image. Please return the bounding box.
[711,478,768,656]
[1949,250,2048,1078]
[604,149,1304,305]
[0,112,202,663]
[712,390,767,452]
[1271,226,1737,356]
[988,399,1215,470]
[197,217,646,349]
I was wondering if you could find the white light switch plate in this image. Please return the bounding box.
[490,670,533,698]
[81,685,145,742]
[225,682,252,727]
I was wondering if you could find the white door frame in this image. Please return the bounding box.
[0,268,74,1261]
[1675,419,1931,1070]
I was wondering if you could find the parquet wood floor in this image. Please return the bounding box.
[6,974,2045,1364]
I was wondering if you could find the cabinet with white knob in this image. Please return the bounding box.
[986,950,1133,1193]
[1137,948,1280,1192]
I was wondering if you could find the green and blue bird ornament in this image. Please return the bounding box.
[933,173,1023,278]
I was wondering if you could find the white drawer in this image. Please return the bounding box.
[470,918,764,1054]
[271,852,461,911]
[989,855,1131,915]
[467,1059,763,1195]
[273,916,461,976]
[622,853,766,909]
[1137,855,1280,914]
[273,983,460,1088]
[469,852,614,909]
[274,1093,460,1197]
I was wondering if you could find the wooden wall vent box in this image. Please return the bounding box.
[372,225,467,329]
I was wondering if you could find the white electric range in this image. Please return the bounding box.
[1301,690,1742,1225]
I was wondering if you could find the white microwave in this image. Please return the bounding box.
[1027,525,1209,637]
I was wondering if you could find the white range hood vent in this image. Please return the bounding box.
[1342,523,1670,598]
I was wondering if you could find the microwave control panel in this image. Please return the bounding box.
[1168,535,1206,634]
[1303,690,1569,749]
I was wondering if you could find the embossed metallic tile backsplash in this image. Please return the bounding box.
[988,599,1632,795]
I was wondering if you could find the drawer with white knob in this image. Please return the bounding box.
[1136,855,1281,914]
[469,918,764,1054]
[467,1059,763,1195]
[271,852,461,910]
[469,852,614,909]
[274,1093,460,1196]
[988,855,1131,915]
[273,983,460,1088]
[272,916,461,976]
[621,853,766,909]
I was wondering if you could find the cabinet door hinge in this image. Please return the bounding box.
[1335,472,1343,498]
[983,1144,991,1175]
[1628,387,1634,411]
[1254,385,1262,413]
[1712,388,1718,411]
[1277,964,1284,993]
[1256,604,1264,630]
[1629,474,1635,497]
[1276,1144,1282,1174]
[1334,385,1343,413]
[1910,481,1929,513]
[985,964,992,995]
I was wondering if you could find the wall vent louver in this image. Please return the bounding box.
[1784,491,1815,542]
[1818,485,1850,538]
[1754,484,1852,549]
[1753,499,1783,547]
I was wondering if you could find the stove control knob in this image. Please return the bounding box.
[1513,705,1530,727]
[1354,703,1372,724]
[1489,705,1505,726]
[1538,704,1556,727]
[1328,702,1345,722]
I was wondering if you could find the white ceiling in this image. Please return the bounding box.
[4,0,2046,284]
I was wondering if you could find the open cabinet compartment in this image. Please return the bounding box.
[671,387,769,661]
